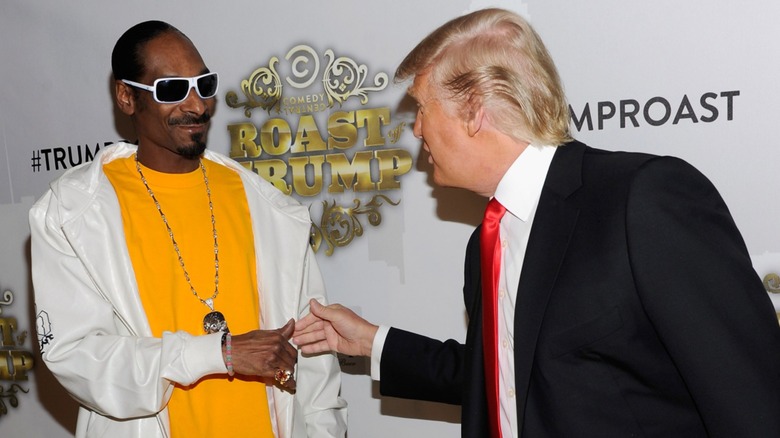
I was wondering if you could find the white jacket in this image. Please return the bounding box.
[29,142,347,437]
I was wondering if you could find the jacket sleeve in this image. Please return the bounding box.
[626,156,780,437]
[293,245,348,437]
[29,188,226,420]
[377,229,480,405]
[378,328,466,405]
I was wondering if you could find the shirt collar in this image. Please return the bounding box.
[493,144,556,222]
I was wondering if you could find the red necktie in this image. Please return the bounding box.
[480,198,506,438]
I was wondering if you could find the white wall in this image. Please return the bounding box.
[1,1,778,436]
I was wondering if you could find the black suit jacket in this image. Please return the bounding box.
[380,141,780,437]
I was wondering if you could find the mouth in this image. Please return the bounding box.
[170,114,211,131]
[173,121,210,136]
[176,122,207,130]
[423,145,433,164]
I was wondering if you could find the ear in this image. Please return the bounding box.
[466,105,487,138]
[115,80,136,116]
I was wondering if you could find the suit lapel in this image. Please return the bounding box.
[461,229,491,437]
[513,141,584,431]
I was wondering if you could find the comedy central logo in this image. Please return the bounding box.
[226,45,412,256]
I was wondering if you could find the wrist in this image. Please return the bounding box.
[362,324,379,357]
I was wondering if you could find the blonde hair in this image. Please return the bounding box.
[396,8,571,146]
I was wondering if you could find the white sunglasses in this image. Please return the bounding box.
[121,72,219,104]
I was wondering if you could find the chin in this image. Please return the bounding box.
[177,142,207,160]
[432,174,450,188]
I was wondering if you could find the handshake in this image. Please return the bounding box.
[226,299,376,390]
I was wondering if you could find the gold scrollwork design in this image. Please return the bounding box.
[322,49,388,108]
[225,57,283,117]
[310,195,400,256]
[388,122,407,144]
[16,331,27,347]
[763,273,780,294]
[0,384,29,417]
[0,290,13,316]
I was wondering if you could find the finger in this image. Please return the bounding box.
[294,313,322,333]
[272,367,297,391]
[292,328,327,346]
[278,339,299,369]
[299,340,334,355]
[309,300,350,322]
[293,319,325,338]
[281,374,297,391]
[264,350,296,381]
[309,298,323,309]
[308,298,328,317]
[278,318,295,340]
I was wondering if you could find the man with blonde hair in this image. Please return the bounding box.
[295,8,780,438]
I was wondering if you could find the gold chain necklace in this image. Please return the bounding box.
[134,153,228,334]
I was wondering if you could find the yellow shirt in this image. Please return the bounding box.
[104,156,274,437]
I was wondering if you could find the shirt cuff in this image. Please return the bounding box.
[370,325,390,380]
[161,330,227,385]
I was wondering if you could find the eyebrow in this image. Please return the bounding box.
[154,67,211,80]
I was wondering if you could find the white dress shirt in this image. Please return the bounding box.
[492,144,555,437]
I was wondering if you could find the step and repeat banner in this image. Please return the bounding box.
[1,1,779,436]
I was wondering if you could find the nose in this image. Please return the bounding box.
[413,110,423,139]
[179,85,207,115]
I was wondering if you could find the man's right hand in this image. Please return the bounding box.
[293,299,378,357]
[229,319,298,390]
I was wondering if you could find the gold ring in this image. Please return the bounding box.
[274,368,292,385]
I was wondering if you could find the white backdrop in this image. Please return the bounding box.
[1,1,779,437]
